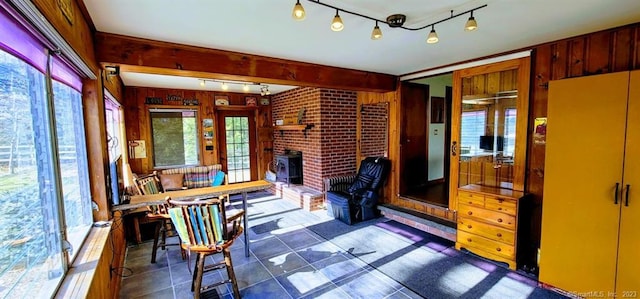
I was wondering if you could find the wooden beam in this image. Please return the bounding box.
[94,32,397,92]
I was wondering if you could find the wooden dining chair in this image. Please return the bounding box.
[167,196,244,299]
[133,173,184,263]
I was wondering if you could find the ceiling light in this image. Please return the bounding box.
[221,82,229,91]
[331,10,344,32]
[371,21,383,40]
[243,84,250,92]
[427,25,439,44]
[292,2,485,43]
[292,0,306,21]
[200,80,205,87]
[465,11,478,31]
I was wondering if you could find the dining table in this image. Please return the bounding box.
[113,180,273,257]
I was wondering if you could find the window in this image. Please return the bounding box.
[150,109,199,167]
[504,108,517,156]
[105,94,123,162]
[0,7,92,298]
[460,110,487,154]
[52,77,93,262]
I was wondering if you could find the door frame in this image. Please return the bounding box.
[216,110,258,182]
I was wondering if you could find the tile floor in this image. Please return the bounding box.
[118,191,559,299]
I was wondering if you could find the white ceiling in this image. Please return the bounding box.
[84,0,640,93]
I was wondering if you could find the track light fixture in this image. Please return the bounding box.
[199,79,269,94]
[465,11,478,31]
[292,0,305,21]
[426,25,439,44]
[371,21,382,40]
[330,9,344,32]
[260,86,271,96]
[291,1,486,43]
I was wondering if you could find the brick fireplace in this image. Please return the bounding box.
[271,87,358,193]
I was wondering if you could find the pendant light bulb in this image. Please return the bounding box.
[221,82,229,91]
[465,11,478,31]
[426,26,439,44]
[331,10,344,32]
[371,21,383,40]
[292,0,306,21]
[243,84,250,92]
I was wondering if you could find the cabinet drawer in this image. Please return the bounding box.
[458,191,484,207]
[457,230,515,259]
[485,196,517,215]
[458,204,516,229]
[458,217,515,245]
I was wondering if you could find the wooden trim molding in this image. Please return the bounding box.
[55,224,112,298]
[94,32,397,92]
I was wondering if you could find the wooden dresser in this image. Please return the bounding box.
[455,185,526,270]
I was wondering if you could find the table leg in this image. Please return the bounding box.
[242,192,250,257]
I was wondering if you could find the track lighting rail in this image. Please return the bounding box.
[304,0,487,31]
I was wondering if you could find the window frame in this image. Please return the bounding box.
[0,4,94,296]
[147,106,202,169]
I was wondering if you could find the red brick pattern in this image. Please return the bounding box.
[272,87,357,192]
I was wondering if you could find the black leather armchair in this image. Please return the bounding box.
[324,157,391,225]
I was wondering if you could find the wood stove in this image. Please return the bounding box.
[276,151,302,185]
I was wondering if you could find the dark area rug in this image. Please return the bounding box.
[307,218,567,299]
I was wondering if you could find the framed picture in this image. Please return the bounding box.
[214,95,229,106]
[245,96,257,106]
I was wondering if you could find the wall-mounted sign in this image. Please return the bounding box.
[145,97,163,105]
[183,98,199,106]
[167,95,182,102]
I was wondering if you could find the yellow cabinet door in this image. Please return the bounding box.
[540,72,629,294]
[616,70,640,295]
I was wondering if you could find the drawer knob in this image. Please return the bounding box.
[468,211,473,215]
[497,233,502,237]
[467,238,472,242]
[497,218,503,223]
[498,207,503,210]
[468,201,473,204]
[496,248,502,252]
[467,225,472,229]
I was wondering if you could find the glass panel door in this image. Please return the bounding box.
[225,116,250,183]
[217,110,257,184]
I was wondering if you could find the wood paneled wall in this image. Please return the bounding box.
[31,0,98,73]
[526,23,640,250]
[124,87,271,175]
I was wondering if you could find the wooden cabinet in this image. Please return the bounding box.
[450,57,532,269]
[540,71,640,296]
[449,57,530,210]
[455,185,525,269]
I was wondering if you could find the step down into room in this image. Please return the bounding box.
[378,204,457,242]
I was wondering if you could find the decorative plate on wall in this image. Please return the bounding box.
[260,98,270,105]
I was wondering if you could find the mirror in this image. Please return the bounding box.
[360,102,388,158]
[458,69,518,189]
